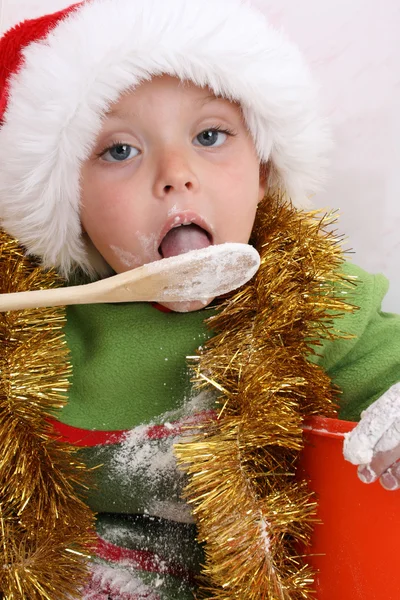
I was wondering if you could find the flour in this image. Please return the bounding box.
[100,243,260,305]
[374,419,400,453]
[111,391,215,520]
[157,390,215,423]
[148,499,194,524]
[343,382,400,465]
[259,515,271,553]
[113,424,178,478]
[83,563,159,599]
[136,231,158,259]
[98,523,146,548]
[110,245,142,268]
[152,243,260,301]
[85,393,217,597]
[167,204,179,217]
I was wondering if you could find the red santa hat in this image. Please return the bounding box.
[0,0,330,277]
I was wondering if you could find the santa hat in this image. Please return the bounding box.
[0,0,330,277]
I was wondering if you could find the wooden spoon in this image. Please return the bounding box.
[0,243,260,311]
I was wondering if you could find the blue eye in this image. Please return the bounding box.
[194,129,228,147]
[101,143,139,162]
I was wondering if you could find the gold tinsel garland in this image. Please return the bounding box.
[0,232,96,599]
[175,196,356,599]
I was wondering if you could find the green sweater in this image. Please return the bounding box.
[55,261,399,599]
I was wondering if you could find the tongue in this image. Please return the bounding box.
[160,224,211,259]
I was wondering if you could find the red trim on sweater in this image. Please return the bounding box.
[95,536,195,583]
[48,418,124,446]
[150,302,172,313]
[48,410,216,447]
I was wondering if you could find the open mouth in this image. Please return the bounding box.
[159,223,213,259]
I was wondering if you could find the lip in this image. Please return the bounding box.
[157,211,214,256]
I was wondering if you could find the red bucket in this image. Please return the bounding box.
[298,416,399,600]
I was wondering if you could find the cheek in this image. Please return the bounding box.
[81,178,131,239]
[80,176,160,271]
[218,164,260,215]
[219,145,260,190]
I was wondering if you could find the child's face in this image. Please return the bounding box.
[81,75,265,311]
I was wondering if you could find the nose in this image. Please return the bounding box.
[152,148,200,199]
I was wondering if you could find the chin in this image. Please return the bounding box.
[161,297,214,313]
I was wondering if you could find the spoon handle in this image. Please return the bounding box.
[0,285,94,311]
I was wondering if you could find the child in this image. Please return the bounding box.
[0,0,399,598]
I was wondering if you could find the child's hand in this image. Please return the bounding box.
[343,383,400,490]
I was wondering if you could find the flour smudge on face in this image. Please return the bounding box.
[110,245,142,268]
[136,231,158,261]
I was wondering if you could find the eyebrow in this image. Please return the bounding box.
[198,93,241,113]
[198,94,224,106]
[104,93,227,121]
[104,107,136,121]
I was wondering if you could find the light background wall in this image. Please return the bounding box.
[1,0,399,311]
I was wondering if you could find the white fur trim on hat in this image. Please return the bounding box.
[0,0,330,277]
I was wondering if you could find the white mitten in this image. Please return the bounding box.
[343,382,400,490]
